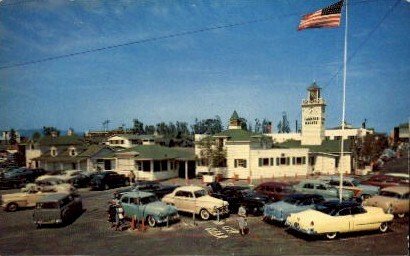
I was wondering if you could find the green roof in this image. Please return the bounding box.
[114,145,196,160]
[277,139,353,153]
[77,145,112,157]
[214,129,261,142]
[38,135,84,146]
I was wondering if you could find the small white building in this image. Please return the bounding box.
[106,134,157,148]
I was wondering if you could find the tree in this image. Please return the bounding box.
[277,112,290,133]
[144,125,155,135]
[254,119,261,133]
[42,126,60,136]
[261,119,272,133]
[132,119,144,134]
[197,137,227,170]
[9,129,17,145]
[191,116,223,135]
[239,117,248,131]
[354,134,389,168]
[32,131,41,141]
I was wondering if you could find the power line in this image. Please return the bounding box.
[0,13,300,70]
[0,0,396,70]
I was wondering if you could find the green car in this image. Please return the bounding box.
[119,191,179,227]
[293,179,354,201]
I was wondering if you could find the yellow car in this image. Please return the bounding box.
[285,200,393,240]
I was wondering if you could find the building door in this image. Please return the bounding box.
[104,160,111,170]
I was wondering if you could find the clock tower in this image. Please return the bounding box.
[301,82,326,145]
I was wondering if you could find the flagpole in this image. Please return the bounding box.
[339,0,348,203]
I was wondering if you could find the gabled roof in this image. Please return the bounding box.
[108,134,159,140]
[214,129,262,142]
[77,145,113,157]
[38,135,84,146]
[277,139,353,153]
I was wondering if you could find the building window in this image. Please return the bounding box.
[50,147,57,157]
[258,158,270,167]
[335,136,342,140]
[234,159,247,168]
[161,160,168,171]
[292,157,306,165]
[154,161,161,172]
[136,160,151,172]
[135,161,142,171]
[309,156,316,165]
[325,136,330,141]
[30,144,35,150]
[170,161,175,170]
[120,140,124,144]
[276,157,290,166]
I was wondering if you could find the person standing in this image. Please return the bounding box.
[115,204,125,231]
[238,204,248,236]
[129,170,136,185]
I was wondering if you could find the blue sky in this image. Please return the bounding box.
[0,0,409,134]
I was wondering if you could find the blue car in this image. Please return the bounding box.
[263,194,325,224]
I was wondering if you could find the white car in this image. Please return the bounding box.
[162,185,229,220]
[22,177,75,193]
[36,170,83,182]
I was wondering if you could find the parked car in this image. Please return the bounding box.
[119,191,179,227]
[33,193,83,228]
[1,189,60,212]
[68,173,95,188]
[0,176,25,189]
[363,186,409,218]
[113,181,179,200]
[293,179,354,201]
[209,184,271,215]
[263,194,325,224]
[1,167,47,184]
[361,174,409,189]
[254,181,295,201]
[36,169,83,182]
[90,171,129,190]
[162,185,229,220]
[22,177,75,193]
[320,176,379,199]
[285,200,394,240]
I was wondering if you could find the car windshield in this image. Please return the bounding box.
[283,197,300,205]
[314,204,337,216]
[241,189,256,196]
[36,202,59,209]
[4,168,24,178]
[140,195,159,204]
[351,179,361,186]
[380,191,401,198]
[194,189,207,198]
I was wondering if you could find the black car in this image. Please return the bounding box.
[90,171,129,190]
[69,173,93,188]
[113,181,179,199]
[0,168,47,189]
[210,184,272,215]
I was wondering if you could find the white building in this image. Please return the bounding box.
[1,130,21,144]
[106,134,157,148]
[195,83,353,180]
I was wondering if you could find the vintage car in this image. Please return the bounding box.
[285,200,394,240]
[114,181,179,200]
[363,186,409,218]
[119,191,179,227]
[36,169,84,182]
[263,194,325,224]
[293,179,354,201]
[1,168,47,188]
[90,171,129,190]
[209,184,271,215]
[33,193,83,228]
[254,181,295,201]
[22,177,75,193]
[361,174,409,189]
[1,189,61,212]
[162,185,229,220]
[320,176,379,199]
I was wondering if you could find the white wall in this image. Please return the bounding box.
[264,133,301,143]
[313,155,336,175]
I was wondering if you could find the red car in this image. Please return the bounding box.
[254,181,294,201]
[361,174,409,189]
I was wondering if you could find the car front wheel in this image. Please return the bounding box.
[147,215,157,227]
[326,232,337,240]
[200,209,210,220]
[6,203,18,212]
[379,222,388,233]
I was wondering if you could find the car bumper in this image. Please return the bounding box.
[157,213,180,224]
[285,221,317,235]
[211,206,229,216]
[34,218,63,225]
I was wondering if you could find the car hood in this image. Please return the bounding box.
[146,201,178,215]
[357,184,380,194]
[364,195,395,206]
[197,195,228,206]
[2,192,28,200]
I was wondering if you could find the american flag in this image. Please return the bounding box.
[298,0,344,31]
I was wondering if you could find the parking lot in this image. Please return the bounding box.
[0,184,408,255]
